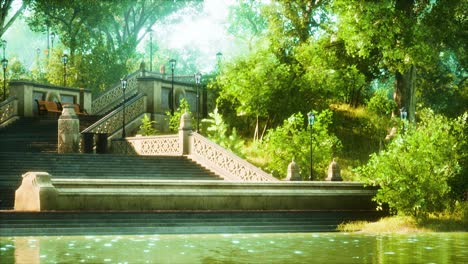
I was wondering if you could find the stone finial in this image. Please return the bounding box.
[179,111,193,155]
[179,111,193,131]
[160,64,165,74]
[285,159,301,181]
[326,158,343,181]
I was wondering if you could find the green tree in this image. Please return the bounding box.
[334,0,467,122]
[27,0,194,93]
[0,0,30,37]
[356,109,466,216]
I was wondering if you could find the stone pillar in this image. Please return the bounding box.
[326,158,343,181]
[58,104,80,153]
[285,159,301,181]
[179,111,193,155]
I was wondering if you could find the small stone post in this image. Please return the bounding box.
[326,158,343,181]
[58,104,80,153]
[179,111,193,155]
[285,159,301,181]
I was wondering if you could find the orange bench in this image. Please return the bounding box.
[36,100,62,115]
[63,103,88,116]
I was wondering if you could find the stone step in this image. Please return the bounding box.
[0,211,385,235]
[0,152,222,209]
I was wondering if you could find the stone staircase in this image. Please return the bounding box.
[0,211,385,235]
[0,152,221,210]
[0,116,100,153]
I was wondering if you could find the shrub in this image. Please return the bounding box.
[202,108,245,157]
[138,115,158,136]
[367,88,396,116]
[356,109,466,216]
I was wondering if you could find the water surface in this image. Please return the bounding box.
[0,232,466,263]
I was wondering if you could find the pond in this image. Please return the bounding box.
[0,232,466,263]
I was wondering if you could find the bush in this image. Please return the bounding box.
[202,108,245,157]
[138,115,158,136]
[166,98,192,132]
[259,110,342,180]
[356,109,466,216]
[367,88,396,116]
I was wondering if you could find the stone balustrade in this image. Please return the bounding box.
[189,133,278,182]
[83,93,147,139]
[0,97,18,127]
[91,70,141,115]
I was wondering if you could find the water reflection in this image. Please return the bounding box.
[0,233,466,263]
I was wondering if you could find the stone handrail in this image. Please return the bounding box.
[91,70,141,115]
[111,134,180,155]
[83,93,146,137]
[0,97,18,125]
[190,133,278,182]
[145,72,198,84]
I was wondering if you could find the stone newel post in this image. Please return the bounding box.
[326,158,343,181]
[179,111,192,155]
[285,159,301,181]
[58,104,80,153]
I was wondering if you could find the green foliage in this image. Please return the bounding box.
[166,98,192,132]
[138,115,158,136]
[259,110,342,179]
[367,88,397,116]
[356,109,466,216]
[202,108,245,157]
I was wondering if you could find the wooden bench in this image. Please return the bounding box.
[36,100,62,116]
[63,103,88,116]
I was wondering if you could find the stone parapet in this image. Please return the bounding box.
[14,172,379,212]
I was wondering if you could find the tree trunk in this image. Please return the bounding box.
[394,65,417,122]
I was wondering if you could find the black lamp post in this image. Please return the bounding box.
[400,107,407,132]
[149,29,153,72]
[50,32,55,53]
[169,59,176,115]
[307,111,315,181]
[121,78,127,138]
[2,58,8,101]
[194,72,202,132]
[61,54,68,86]
[216,52,223,70]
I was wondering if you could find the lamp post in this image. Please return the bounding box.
[50,32,55,53]
[216,52,223,70]
[61,54,68,86]
[169,59,176,115]
[121,78,127,138]
[2,58,8,101]
[149,29,153,72]
[307,111,315,181]
[400,107,407,132]
[194,72,202,132]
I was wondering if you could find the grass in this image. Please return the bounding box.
[338,206,468,233]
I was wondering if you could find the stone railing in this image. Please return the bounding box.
[83,93,146,138]
[145,72,197,84]
[91,70,141,115]
[0,97,18,126]
[111,134,180,155]
[190,133,278,182]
